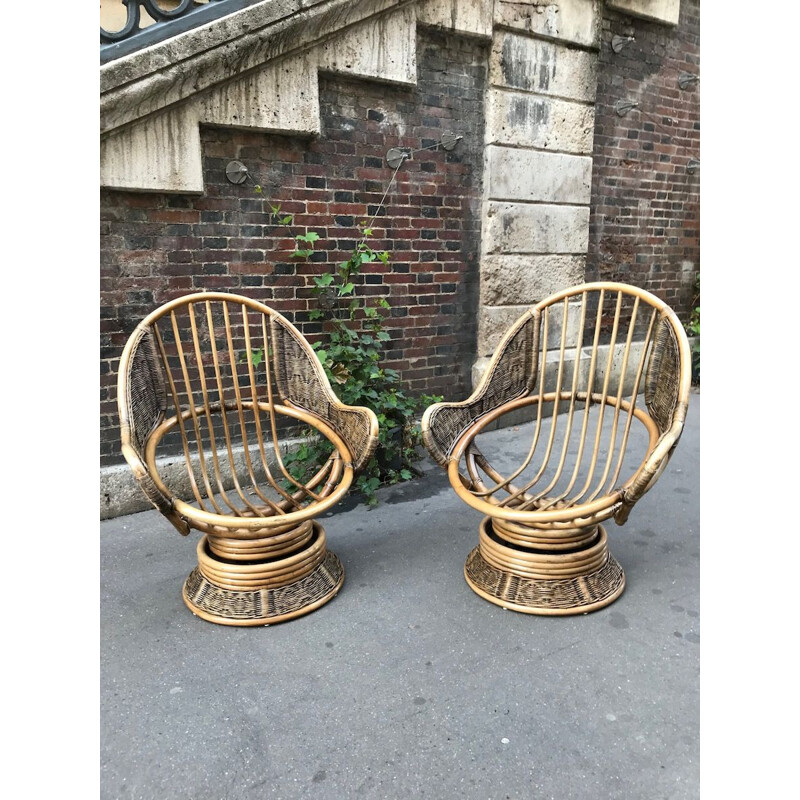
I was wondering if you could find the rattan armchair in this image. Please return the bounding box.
[422,282,691,615]
[117,292,378,626]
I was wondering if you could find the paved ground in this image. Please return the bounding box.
[101,391,699,800]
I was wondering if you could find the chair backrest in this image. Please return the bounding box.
[118,292,377,521]
[424,282,691,522]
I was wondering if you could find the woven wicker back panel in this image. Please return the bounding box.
[645,317,681,436]
[424,310,539,466]
[270,315,377,472]
[124,325,167,460]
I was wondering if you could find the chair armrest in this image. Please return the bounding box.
[118,324,191,535]
[422,309,539,467]
[270,315,379,472]
[614,408,686,525]
[122,444,191,536]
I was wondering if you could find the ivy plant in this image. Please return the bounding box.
[269,206,441,506]
[688,274,700,383]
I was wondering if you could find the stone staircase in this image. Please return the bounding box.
[100,0,492,193]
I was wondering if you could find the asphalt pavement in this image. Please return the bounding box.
[101,390,700,800]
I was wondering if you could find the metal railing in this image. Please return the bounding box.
[100,0,263,64]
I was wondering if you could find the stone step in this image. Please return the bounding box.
[100,1,493,194]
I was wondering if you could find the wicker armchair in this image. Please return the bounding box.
[422,282,691,615]
[117,292,378,626]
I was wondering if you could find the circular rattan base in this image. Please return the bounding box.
[182,549,344,626]
[464,522,625,615]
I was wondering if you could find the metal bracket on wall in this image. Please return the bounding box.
[678,72,700,90]
[386,148,412,169]
[686,159,699,174]
[225,160,264,193]
[611,35,635,53]
[385,132,463,169]
[225,160,251,185]
[615,100,639,117]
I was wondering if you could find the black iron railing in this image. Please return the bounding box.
[100,0,264,64]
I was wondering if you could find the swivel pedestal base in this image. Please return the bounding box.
[464,517,625,616]
[182,521,344,626]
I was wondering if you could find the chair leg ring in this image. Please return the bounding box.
[182,521,344,626]
[464,518,625,615]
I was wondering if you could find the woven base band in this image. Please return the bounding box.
[464,521,625,615]
[182,549,344,626]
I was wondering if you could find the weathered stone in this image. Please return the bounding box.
[101,0,303,95]
[490,32,597,101]
[485,90,595,153]
[484,202,590,254]
[475,345,593,404]
[480,254,586,306]
[493,0,600,48]
[100,0,405,133]
[472,336,697,405]
[606,0,680,26]
[487,146,592,204]
[477,304,532,356]
[100,104,204,193]
[314,5,417,85]
[585,340,650,398]
[538,297,584,352]
[200,52,320,133]
[417,0,493,38]
[471,355,492,389]
[476,298,583,356]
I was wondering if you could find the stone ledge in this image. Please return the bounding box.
[606,0,680,27]
[417,0,493,39]
[471,335,697,393]
[493,0,600,49]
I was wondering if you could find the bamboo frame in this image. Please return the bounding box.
[423,282,691,616]
[117,292,379,626]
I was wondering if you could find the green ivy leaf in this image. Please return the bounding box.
[314,273,334,287]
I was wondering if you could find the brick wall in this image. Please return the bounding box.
[100,29,487,467]
[587,0,700,323]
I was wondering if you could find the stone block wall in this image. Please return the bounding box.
[587,0,700,320]
[100,28,487,467]
[476,0,602,358]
